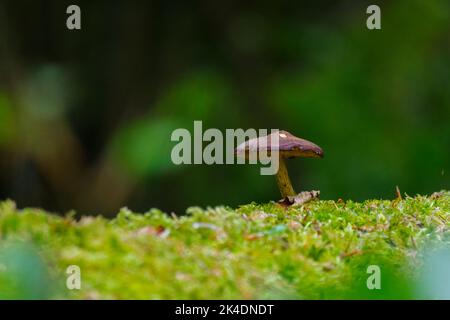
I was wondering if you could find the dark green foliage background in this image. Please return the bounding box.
[0,0,449,215]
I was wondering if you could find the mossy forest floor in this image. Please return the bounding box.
[0,191,449,299]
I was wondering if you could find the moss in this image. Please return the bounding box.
[0,191,449,299]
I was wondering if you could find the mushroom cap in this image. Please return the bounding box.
[235,130,324,159]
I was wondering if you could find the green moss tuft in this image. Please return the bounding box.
[0,192,449,299]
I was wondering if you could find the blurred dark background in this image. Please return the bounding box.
[0,0,449,216]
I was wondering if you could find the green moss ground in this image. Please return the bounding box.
[0,191,449,299]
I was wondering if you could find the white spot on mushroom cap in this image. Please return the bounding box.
[279,133,287,138]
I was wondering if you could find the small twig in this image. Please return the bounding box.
[395,185,402,200]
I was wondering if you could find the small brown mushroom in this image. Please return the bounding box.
[235,130,323,200]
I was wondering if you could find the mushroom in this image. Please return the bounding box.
[235,130,323,201]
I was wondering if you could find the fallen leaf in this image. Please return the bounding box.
[278,190,320,207]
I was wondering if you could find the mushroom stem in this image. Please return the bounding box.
[276,157,296,198]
